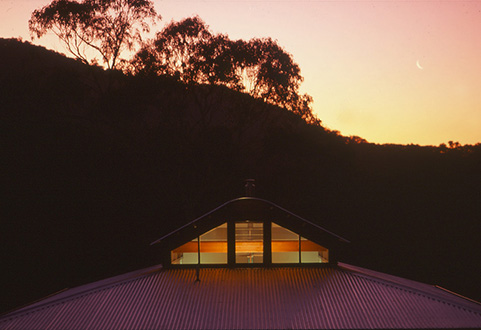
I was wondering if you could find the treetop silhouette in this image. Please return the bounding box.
[29,3,317,123]
[131,16,318,124]
[29,0,160,70]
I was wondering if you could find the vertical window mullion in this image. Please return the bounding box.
[264,220,271,266]
[197,236,200,264]
[299,234,301,264]
[228,221,235,266]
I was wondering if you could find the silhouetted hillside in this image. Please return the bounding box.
[1,38,481,314]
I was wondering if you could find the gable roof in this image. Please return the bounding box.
[2,263,481,330]
[150,197,349,251]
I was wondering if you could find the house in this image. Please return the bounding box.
[1,180,481,329]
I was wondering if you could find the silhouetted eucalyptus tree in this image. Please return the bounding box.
[191,34,242,89]
[131,16,211,81]
[131,16,318,123]
[238,38,317,123]
[29,0,160,70]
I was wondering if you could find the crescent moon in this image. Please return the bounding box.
[416,60,423,70]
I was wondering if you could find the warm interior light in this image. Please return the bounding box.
[171,221,329,265]
[271,241,296,251]
[301,238,328,263]
[171,223,228,264]
[171,241,228,253]
[272,240,328,253]
[271,222,329,263]
[235,241,263,252]
[300,240,327,253]
[235,222,263,263]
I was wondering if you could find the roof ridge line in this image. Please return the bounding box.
[150,197,349,245]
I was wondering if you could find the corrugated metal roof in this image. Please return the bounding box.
[1,264,481,329]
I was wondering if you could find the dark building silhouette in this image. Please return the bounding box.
[2,181,481,329]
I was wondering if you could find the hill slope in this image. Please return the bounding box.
[1,38,481,313]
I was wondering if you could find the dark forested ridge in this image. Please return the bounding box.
[1,38,481,314]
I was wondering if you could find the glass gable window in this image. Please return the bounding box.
[301,239,329,263]
[200,223,227,264]
[170,221,329,265]
[171,223,227,264]
[235,222,263,263]
[272,222,329,264]
[171,238,198,264]
[272,223,299,263]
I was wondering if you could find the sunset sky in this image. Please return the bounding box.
[2,0,481,146]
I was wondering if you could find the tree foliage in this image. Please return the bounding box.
[29,0,160,69]
[131,16,318,123]
[131,16,211,82]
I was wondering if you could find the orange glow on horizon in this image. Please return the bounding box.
[2,0,481,145]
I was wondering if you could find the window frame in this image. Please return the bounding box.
[170,219,329,267]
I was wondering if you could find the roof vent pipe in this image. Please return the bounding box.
[244,179,256,197]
